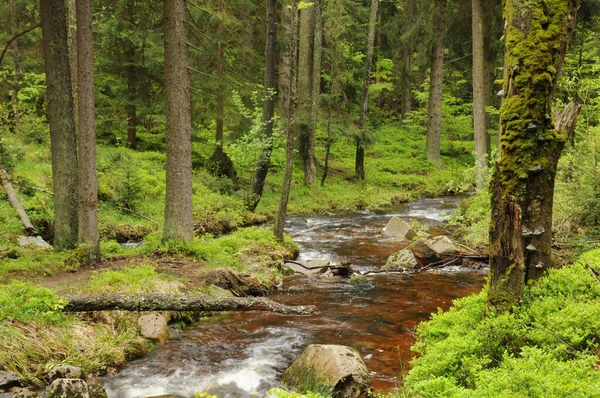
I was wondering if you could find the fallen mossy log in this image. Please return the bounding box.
[62,293,316,315]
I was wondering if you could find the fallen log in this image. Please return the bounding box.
[62,293,316,315]
[0,169,37,235]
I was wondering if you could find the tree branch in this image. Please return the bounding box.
[0,23,41,67]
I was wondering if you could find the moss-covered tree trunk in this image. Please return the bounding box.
[163,0,194,242]
[488,0,580,311]
[40,0,79,251]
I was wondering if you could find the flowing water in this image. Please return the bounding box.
[102,197,486,397]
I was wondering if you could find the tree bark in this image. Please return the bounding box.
[76,0,100,264]
[472,0,488,189]
[126,0,137,150]
[297,4,316,185]
[163,0,194,242]
[487,0,580,312]
[40,0,79,251]
[425,0,445,168]
[10,0,20,132]
[306,0,322,186]
[277,4,291,120]
[355,0,379,181]
[62,293,316,315]
[0,169,37,236]
[274,0,298,242]
[248,0,278,211]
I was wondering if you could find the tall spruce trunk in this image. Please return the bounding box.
[248,0,278,211]
[76,0,100,264]
[425,0,445,168]
[126,0,137,149]
[274,0,298,242]
[277,5,291,120]
[487,0,580,312]
[306,0,322,186]
[40,0,79,250]
[472,0,488,189]
[10,0,20,132]
[163,0,194,242]
[296,5,316,185]
[355,0,378,181]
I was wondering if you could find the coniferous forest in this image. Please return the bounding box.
[1,0,600,397]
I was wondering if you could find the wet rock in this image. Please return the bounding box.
[410,238,441,267]
[282,344,371,398]
[48,365,85,381]
[383,217,416,240]
[283,260,331,276]
[46,379,89,398]
[0,371,21,390]
[11,387,40,398]
[383,248,419,271]
[87,384,108,398]
[17,236,52,250]
[138,313,169,344]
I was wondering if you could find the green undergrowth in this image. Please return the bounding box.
[0,281,149,385]
[404,248,600,398]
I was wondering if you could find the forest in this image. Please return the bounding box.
[1,0,600,397]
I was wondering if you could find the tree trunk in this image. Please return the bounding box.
[163,0,194,242]
[76,0,100,264]
[10,0,20,132]
[248,0,278,211]
[67,0,78,133]
[0,169,37,236]
[321,61,335,187]
[277,4,291,120]
[355,0,379,181]
[487,0,580,312]
[296,4,316,185]
[40,0,79,251]
[425,0,445,168]
[274,0,298,242]
[472,0,488,189]
[62,293,316,315]
[126,0,137,150]
[306,0,322,186]
[400,48,413,117]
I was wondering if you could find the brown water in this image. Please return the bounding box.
[103,197,486,398]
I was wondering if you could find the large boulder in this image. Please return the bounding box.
[46,379,89,398]
[138,313,169,344]
[282,344,371,398]
[429,236,462,255]
[410,238,441,267]
[48,365,85,381]
[383,217,416,240]
[383,248,419,271]
[0,371,20,391]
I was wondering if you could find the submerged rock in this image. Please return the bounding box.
[282,344,371,398]
[0,371,20,391]
[383,217,416,240]
[46,379,89,398]
[138,313,169,344]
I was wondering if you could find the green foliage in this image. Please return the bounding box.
[0,281,67,325]
[448,191,491,247]
[85,264,183,294]
[0,136,23,173]
[268,387,331,398]
[406,253,600,397]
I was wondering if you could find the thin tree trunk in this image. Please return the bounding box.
[297,5,316,185]
[472,0,487,189]
[248,0,278,211]
[62,293,316,315]
[425,0,445,168]
[163,0,194,242]
[67,0,78,133]
[40,0,79,251]
[0,169,37,236]
[126,0,137,149]
[321,60,335,187]
[401,48,412,117]
[76,0,100,264]
[277,4,291,120]
[306,0,322,186]
[10,0,20,132]
[355,0,379,181]
[487,0,580,312]
[274,0,298,242]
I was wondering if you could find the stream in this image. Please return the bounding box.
[102,197,487,398]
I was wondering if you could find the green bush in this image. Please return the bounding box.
[405,251,600,397]
[0,281,67,325]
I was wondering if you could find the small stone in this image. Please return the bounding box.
[138,313,169,344]
[17,236,52,250]
[48,365,85,381]
[12,387,40,398]
[383,217,416,240]
[0,371,21,390]
[46,379,89,398]
[207,285,235,297]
